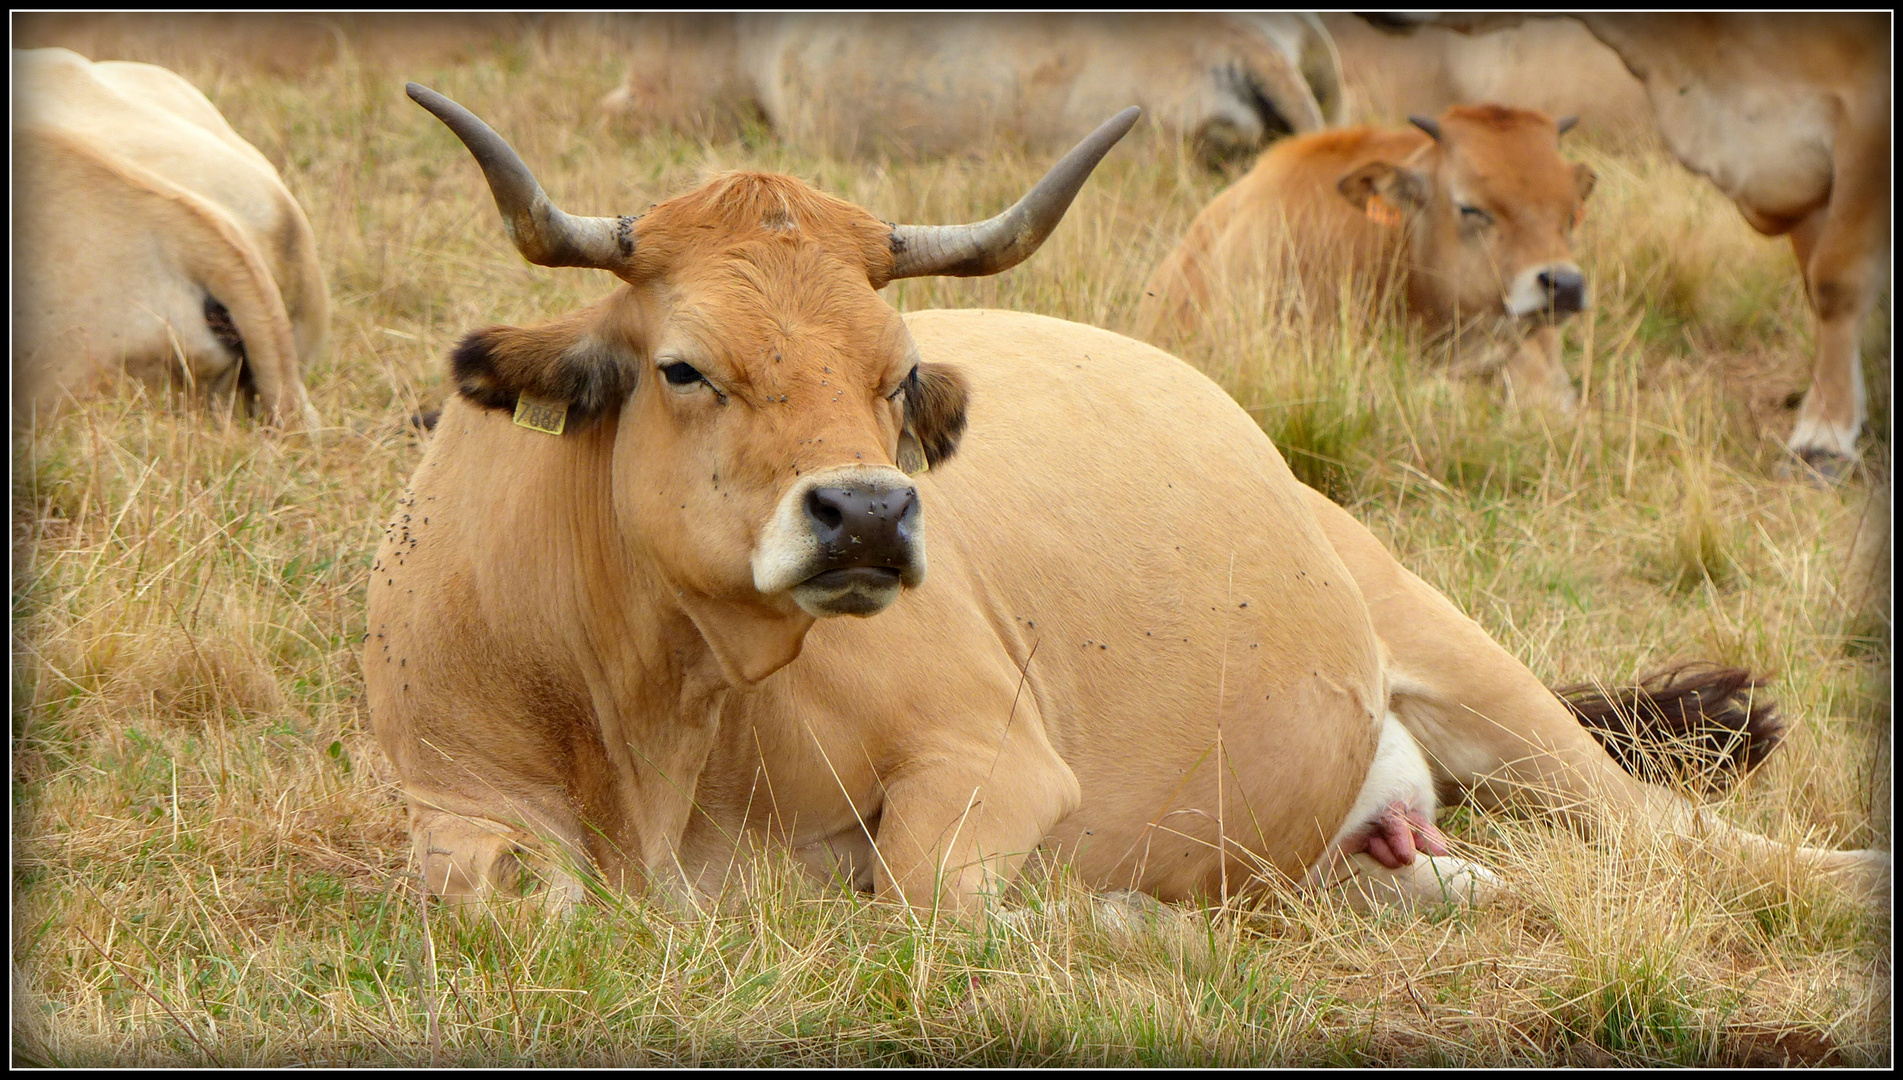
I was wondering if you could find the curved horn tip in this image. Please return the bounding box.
[1556,114,1580,136]
[1408,114,1442,140]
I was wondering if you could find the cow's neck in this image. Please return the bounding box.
[460,411,749,887]
[513,410,816,885]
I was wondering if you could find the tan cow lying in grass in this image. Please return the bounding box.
[367,87,1885,919]
[1137,104,1596,413]
[601,13,1344,169]
[12,47,326,429]
[1364,13,1891,476]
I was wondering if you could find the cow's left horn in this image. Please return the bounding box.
[408,83,633,270]
[886,107,1141,281]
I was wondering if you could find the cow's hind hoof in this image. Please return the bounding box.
[1778,446,1856,484]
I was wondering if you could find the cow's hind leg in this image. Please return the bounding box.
[1304,712,1503,911]
[1298,484,1889,898]
[1785,117,1888,476]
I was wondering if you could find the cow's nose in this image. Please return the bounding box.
[1538,267,1587,315]
[803,483,920,570]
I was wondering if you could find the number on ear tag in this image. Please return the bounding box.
[896,430,929,475]
[1365,195,1403,228]
[512,393,568,436]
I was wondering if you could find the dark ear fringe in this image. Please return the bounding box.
[1554,663,1786,796]
[904,362,969,469]
[451,330,518,411]
[449,323,636,425]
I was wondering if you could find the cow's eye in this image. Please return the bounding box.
[661,361,705,387]
[1458,204,1493,227]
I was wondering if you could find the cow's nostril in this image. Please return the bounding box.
[805,488,845,533]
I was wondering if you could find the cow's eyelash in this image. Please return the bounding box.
[887,367,916,401]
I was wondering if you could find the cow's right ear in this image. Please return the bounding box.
[449,307,637,426]
[899,362,969,472]
[1337,162,1428,219]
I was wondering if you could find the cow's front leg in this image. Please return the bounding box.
[870,731,1082,919]
[1499,323,1579,414]
[406,789,592,909]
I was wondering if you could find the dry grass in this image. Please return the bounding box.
[10,14,1891,1066]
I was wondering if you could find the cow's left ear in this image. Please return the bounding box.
[899,362,969,473]
[1570,162,1597,227]
[1338,161,1428,218]
[1571,162,1597,203]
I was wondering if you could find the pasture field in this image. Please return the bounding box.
[10,15,1891,1066]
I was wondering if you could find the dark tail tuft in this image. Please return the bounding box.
[1554,663,1786,795]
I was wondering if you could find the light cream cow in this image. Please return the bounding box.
[601,13,1343,168]
[12,46,326,428]
[1323,14,1651,139]
[367,87,1884,920]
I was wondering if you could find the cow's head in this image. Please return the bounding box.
[412,85,1136,677]
[1335,104,1595,327]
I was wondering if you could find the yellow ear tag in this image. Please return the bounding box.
[1365,195,1403,228]
[895,430,929,475]
[512,393,568,436]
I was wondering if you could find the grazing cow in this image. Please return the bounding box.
[368,87,1883,917]
[1364,13,1891,475]
[601,13,1344,169]
[12,47,326,428]
[1136,104,1596,411]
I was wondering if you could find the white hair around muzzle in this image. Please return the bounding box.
[751,464,925,617]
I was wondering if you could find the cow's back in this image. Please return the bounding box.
[12,47,327,410]
[1137,126,1423,343]
[708,310,1385,899]
[734,13,1334,163]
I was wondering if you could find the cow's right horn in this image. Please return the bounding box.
[408,83,634,270]
[886,107,1141,281]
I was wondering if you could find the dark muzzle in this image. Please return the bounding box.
[1538,267,1587,316]
[803,482,920,579]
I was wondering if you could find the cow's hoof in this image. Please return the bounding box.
[1777,446,1856,484]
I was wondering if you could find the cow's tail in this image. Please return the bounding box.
[1552,663,1786,795]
